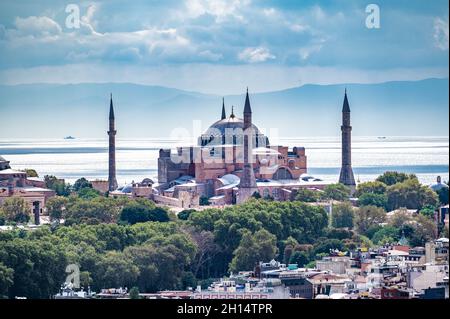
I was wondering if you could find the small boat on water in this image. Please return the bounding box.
[377,136,386,140]
[64,136,75,140]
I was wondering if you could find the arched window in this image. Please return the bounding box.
[273,167,293,180]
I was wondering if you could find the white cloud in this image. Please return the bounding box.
[238,47,275,63]
[311,6,326,22]
[198,50,223,61]
[0,1,447,86]
[263,8,277,17]
[2,17,192,65]
[13,16,61,37]
[184,0,250,22]
[289,23,308,33]
[434,17,449,51]
[298,40,325,60]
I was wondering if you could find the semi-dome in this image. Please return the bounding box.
[217,174,240,186]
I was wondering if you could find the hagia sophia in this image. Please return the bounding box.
[111,89,356,207]
[0,88,358,217]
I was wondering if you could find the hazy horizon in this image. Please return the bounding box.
[0,0,448,138]
[1,78,449,138]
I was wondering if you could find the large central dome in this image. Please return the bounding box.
[199,114,269,147]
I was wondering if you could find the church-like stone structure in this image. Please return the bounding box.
[156,89,329,207]
[109,89,357,208]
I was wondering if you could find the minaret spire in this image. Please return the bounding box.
[244,87,252,114]
[237,88,258,203]
[221,97,226,120]
[109,93,115,119]
[342,88,350,113]
[230,105,235,118]
[339,89,356,192]
[108,94,118,192]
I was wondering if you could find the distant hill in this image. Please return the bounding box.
[0,78,448,138]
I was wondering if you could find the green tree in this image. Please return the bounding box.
[408,214,437,246]
[386,178,438,211]
[354,205,386,235]
[129,286,140,299]
[355,181,387,197]
[80,271,93,289]
[371,226,400,245]
[0,209,6,226]
[73,178,92,192]
[313,239,344,256]
[331,202,354,228]
[323,183,351,201]
[77,187,101,200]
[181,271,197,289]
[357,193,388,210]
[120,199,170,224]
[0,238,67,299]
[1,197,30,224]
[185,228,219,279]
[199,196,210,206]
[0,262,14,299]
[289,251,310,267]
[295,188,320,202]
[364,225,383,239]
[419,204,436,219]
[325,228,354,240]
[178,209,196,220]
[282,237,299,265]
[22,169,38,178]
[64,197,120,225]
[44,175,71,196]
[229,229,277,272]
[376,171,416,186]
[124,234,196,292]
[95,251,139,289]
[189,200,328,266]
[45,196,68,221]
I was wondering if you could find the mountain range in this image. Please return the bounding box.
[0,78,448,138]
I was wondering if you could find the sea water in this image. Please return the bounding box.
[0,136,448,186]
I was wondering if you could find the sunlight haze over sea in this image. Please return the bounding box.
[0,136,448,187]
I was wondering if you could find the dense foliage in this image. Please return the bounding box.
[0,172,447,299]
[0,198,331,298]
[331,202,354,229]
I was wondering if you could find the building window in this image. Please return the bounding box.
[272,188,280,199]
[273,167,293,180]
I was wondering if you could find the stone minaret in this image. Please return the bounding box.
[237,88,258,203]
[108,94,118,191]
[221,97,226,120]
[339,89,356,190]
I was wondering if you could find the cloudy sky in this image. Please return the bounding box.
[0,0,448,94]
